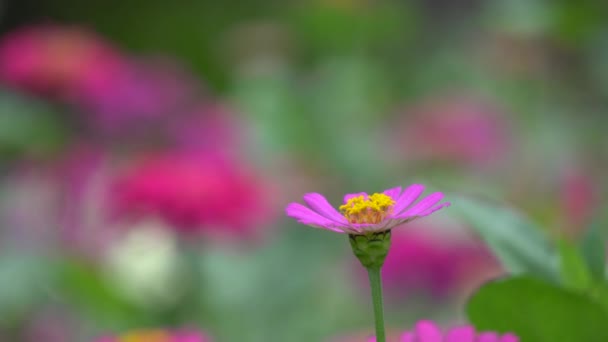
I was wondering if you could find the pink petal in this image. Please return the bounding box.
[383,186,402,201]
[415,320,443,342]
[285,203,345,233]
[343,192,368,203]
[399,192,444,217]
[478,332,499,342]
[500,333,519,342]
[399,332,415,342]
[417,202,451,217]
[446,326,475,342]
[303,193,348,224]
[391,184,425,215]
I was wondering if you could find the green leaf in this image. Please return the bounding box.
[588,282,608,313]
[0,90,68,158]
[453,196,559,282]
[57,260,144,328]
[467,276,608,342]
[580,218,606,281]
[0,252,56,326]
[557,239,592,291]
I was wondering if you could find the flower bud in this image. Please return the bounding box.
[349,230,392,269]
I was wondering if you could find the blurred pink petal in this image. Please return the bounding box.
[414,321,443,342]
[362,321,518,342]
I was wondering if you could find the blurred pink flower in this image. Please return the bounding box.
[95,329,212,342]
[367,320,518,342]
[380,227,500,300]
[559,168,596,233]
[111,151,273,236]
[53,145,118,257]
[24,307,77,342]
[0,25,124,98]
[286,185,449,234]
[76,59,196,133]
[169,103,245,156]
[393,96,510,165]
[0,25,196,133]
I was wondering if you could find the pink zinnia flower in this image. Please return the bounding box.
[95,329,211,342]
[112,151,273,236]
[368,320,518,342]
[286,184,449,234]
[0,25,124,98]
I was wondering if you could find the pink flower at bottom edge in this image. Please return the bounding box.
[365,320,518,342]
[94,329,212,342]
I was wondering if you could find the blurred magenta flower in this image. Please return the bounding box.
[393,96,509,165]
[95,329,211,342]
[23,307,77,342]
[51,145,122,258]
[112,151,273,236]
[286,184,449,234]
[77,59,195,133]
[0,25,124,98]
[380,228,500,300]
[559,168,596,233]
[0,25,196,133]
[367,320,518,342]
[168,103,245,156]
[398,321,518,342]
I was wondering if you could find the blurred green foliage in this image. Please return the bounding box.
[467,276,608,342]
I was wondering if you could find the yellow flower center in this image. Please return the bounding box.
[119,330,171,342]
[339,193,395,224]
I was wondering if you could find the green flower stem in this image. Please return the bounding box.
[367,266,386,342]
[348,231,391,342]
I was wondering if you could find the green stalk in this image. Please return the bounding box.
[367,266,386,342]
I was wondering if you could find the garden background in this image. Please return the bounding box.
[0,0,607,341]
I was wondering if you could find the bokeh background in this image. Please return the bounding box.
[0,0,606,341]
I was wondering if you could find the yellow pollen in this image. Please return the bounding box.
[339,193,395,224]
[119,330,171,342]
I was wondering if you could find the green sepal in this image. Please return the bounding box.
[348,230,392,269]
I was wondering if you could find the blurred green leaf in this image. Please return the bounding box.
[0,90,68,159]
[580,218,607,281]
[453,196,559,282]
[290,2,415,56]
[467,276,608,342]
[557,239,592,291]
[57,260,145,329]
[198,227,365,342]
[0,252,55,326]
[587,283,608,315]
